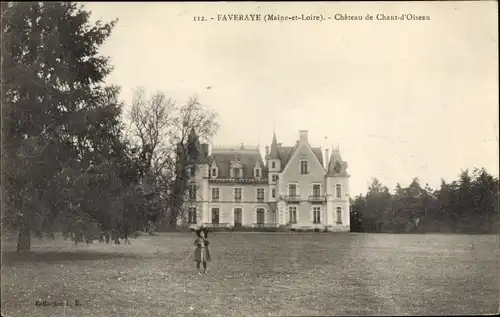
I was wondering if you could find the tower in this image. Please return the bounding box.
[267,131,281,202]
[325,146,350,231]
[183,128,210,226]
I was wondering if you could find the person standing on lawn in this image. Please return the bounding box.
[193,227,211,275]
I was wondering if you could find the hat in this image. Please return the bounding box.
[195,226,208,238]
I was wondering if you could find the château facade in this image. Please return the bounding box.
[179,129,350,232]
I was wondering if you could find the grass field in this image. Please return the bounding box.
[1,232,498,317]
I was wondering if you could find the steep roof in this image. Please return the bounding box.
[209,147,268,179]
[311,147,324,167]
[178,129,209,165]
[277,145,296,166]
[326,147,348,177]
[268,132,279,159]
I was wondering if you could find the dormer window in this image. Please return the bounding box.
[210,161,218,179]
[253,162,262,179]
[230,160,243,179]
[271,161,276,169]
[255,168,261,178]
[233,168,241,178]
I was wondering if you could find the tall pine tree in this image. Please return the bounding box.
[2,2,141,251]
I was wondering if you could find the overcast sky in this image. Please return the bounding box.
[84,2,498,196]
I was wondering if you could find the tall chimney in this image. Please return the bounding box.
[299,130,308,144]
[265,146,269,158]
[325,148,329,170]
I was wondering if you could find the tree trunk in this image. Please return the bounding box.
[17,226,31,253]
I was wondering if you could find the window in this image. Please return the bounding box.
[211,188,219,202]
[272,188,276,198]
[313,207,321,224]
[336,184,342,198]
[190,165,196,177]
[288,184,297,197]
[234,208,242,227]
[313,184,321,197]
[234,188,242,202]
[272,174,277,182]
[271,161,276,169]
[256,208,265,224]
[233,168,240,178]
[256,188,264,201]
[336,207,342,224]
[212,168,217,177]
[188,207,197,224]
[289,206,297,224]
[188,184,197,200]
[300,160,308,174]
[212,208,220,224]
[255,168,261,178]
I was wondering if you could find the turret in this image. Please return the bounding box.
[266,131,281,201]
[326,146,348,177]
[325,145,350,230]
[267,131,281,172]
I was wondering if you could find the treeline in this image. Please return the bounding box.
[350,168,499,234]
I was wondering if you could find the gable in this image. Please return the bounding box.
[281,143,326,177]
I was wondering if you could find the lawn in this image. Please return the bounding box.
[1,232,498,317]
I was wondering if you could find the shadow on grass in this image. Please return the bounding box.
[2,250,141,265]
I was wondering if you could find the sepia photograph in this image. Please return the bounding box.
[1,1,498,316]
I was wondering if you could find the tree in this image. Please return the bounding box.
[346,168,497,234]
[364,178,392,232]
[469,168,499,233]
[432,179,454,232]
[415,182,439,232]
[2,2,138,251]
[128,88,175,178]
[350,195,366,232]
[452,169,473,232]
[126,89,219,228]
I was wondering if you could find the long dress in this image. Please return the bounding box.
[193,237,211,262]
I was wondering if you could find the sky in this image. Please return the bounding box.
[83,2,498,196]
